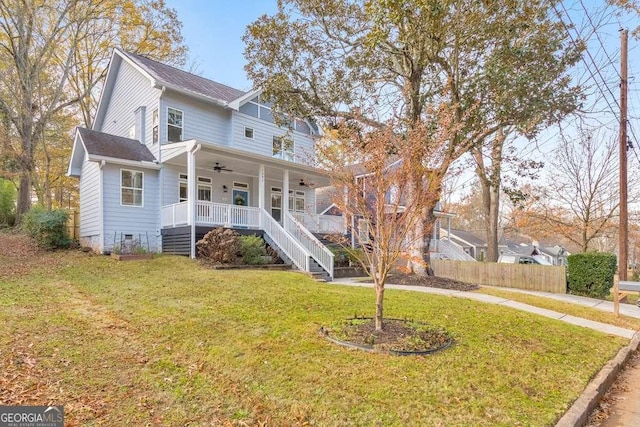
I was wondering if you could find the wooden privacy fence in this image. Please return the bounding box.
[66,209,80,240]
[431,259,567,293]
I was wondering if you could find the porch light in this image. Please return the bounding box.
[222,185,228,193]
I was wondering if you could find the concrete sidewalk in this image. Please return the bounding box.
[331,278,640,426]
[331,278,637,338]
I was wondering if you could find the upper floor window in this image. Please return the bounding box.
[273,136,294,161]
[152,108,159,144]
[244,127,254,139]
[167,107,183,142]
[121,169,143,207]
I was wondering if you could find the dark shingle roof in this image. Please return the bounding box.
[121,51,247,104]
[448,229,487,247]
[78,128,156,162]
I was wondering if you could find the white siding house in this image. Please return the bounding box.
[68,48,336,280]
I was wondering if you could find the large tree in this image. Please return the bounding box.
[0,0,186,222]
[514,129,634,252]
[244,0,582,274]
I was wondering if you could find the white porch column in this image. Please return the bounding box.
[258,164,265,211]
[283,169,290,216]
[188,143,201,258]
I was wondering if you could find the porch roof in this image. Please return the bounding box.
[160,140,331,186]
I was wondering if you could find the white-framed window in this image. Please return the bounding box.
[271,187,282,222]
[179,173,187,202]
[121,169,143,207]
[358,219,371,244]
[167,107,183,142]
[198,184,211,202]
[152,108,159,143]
[244,127,254,139]
[272,136,294,161]
[197,176,212,202]
[288,190,305,212]
[233,181,249,189]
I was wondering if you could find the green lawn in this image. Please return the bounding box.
[0,253,628,426]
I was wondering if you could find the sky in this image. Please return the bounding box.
[165,0,278,91]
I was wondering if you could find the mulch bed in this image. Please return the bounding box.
[371,274,480,292]
[322,317,452,354]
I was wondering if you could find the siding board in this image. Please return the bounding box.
[102,163,161,252]
[79,160,100,239]
[99,59,161,158]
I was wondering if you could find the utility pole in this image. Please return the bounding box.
[620,29,628,281]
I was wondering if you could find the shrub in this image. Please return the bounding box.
[331,247,364,267]
[21,206,71,249]
[567,252,617,298]
[196,228,241,263]
[239,235,269,265]
[0,178,16,226]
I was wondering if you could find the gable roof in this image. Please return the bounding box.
[68,128,158,177]
[444,229,487,248]
[119,50,247,106]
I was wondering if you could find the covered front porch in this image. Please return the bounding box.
[158,140,338,279]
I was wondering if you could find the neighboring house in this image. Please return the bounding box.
[68,49,335,279]
[504,240,570,266]
[440,228,488,261]
[313,165,457,258]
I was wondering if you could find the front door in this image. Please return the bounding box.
[232,189,249,206]
[231,189,250,227]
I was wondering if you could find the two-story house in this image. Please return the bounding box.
[68,49,336,279]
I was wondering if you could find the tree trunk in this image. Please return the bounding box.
[407,219,427,275]
[15,173,31,224]
[375,281,384,331]
[481,180,500,262]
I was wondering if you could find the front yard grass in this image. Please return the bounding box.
[0,253,628,426]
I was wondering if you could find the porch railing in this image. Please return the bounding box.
[162,201,261,228]
[260,208,310,272]
[285,212,334,279]
[161,202,189,227]
[291,212,346,234]
[196,202,260,227]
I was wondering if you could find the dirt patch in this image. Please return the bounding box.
[0,230,64,279]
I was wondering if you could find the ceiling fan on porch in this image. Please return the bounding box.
[299,178,316,188]
[213,162,233,173]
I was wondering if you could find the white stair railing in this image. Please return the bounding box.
[285,212,334,279]
[260,209,310,272]
[438,239,476,261]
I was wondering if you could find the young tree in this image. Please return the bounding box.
[244,0,583,274]
[318,116,455,330]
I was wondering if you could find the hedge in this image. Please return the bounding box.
[567,252,617,298]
